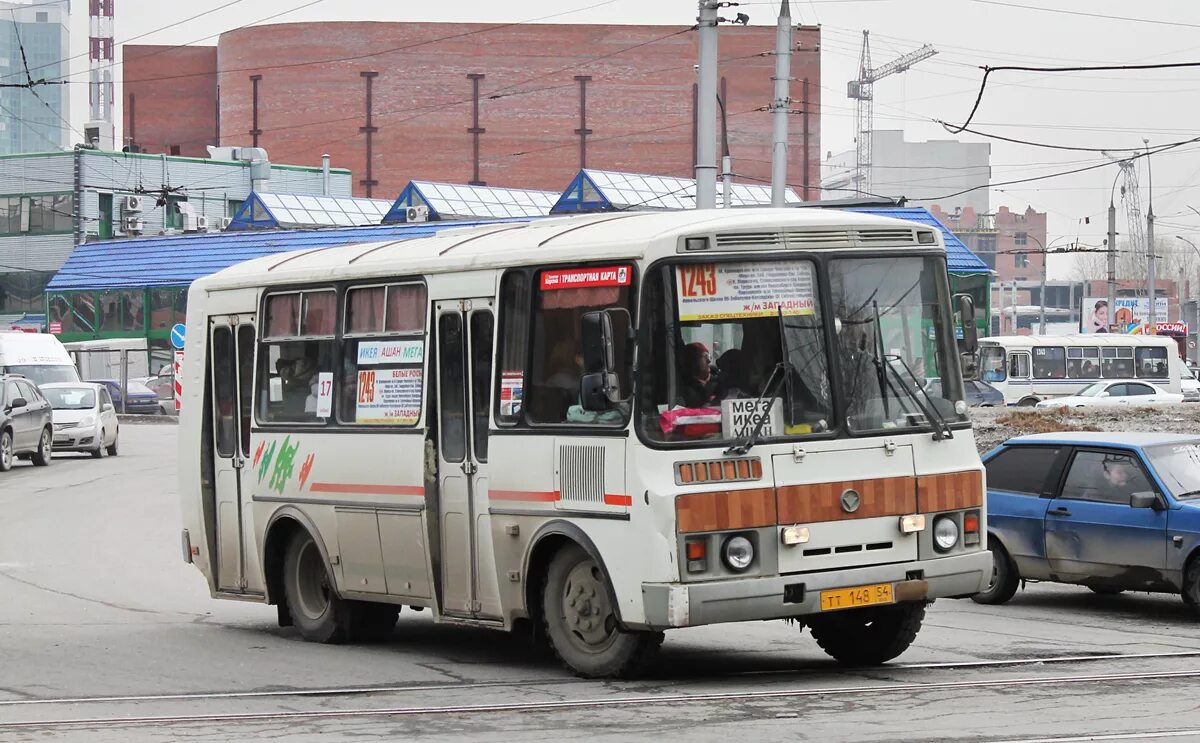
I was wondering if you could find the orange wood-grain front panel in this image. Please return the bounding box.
[917,471,984,513]
[776,476,917,524]
[676,487,777,534]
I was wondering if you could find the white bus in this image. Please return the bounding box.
[178,209,991,678]
[0,331,80,386]
[978,334,1184,406]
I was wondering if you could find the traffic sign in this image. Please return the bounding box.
[170,323,186,350]
[174,351,184,412]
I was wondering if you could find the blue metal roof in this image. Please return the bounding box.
[848,206,991,275]
[45,220,521,292]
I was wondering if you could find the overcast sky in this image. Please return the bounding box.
[57,0,1200,280]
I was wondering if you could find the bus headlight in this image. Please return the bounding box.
[722,535,754,571]
[933,516,960,552]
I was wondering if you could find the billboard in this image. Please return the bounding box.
[1080,297,1170,334]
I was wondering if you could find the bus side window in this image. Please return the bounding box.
[495,271,530,426]
[527,265,633,426]
[257,290,336,424]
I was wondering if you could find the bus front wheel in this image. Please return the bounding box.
[806,601,926,666]
[283,530,356,644]
[541,544,662,678]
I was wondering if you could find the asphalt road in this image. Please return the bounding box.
[3,425,1200,742]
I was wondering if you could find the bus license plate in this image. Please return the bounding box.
[819,583,894,612]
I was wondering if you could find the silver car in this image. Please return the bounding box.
[40,383,119,458]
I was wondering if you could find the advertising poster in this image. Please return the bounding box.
[676,262,816,322]
[356,339,424,365]
[1079,297,1170,334]
[540,265,632,290]
[356,368,423,424]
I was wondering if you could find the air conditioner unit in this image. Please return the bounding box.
[123,195,144,212]
[122,216,144,234]
[404,205,429,223]
[196,215,209,231]
[220,216,233,230]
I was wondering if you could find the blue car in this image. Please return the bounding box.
[976,432,1200,606]
[88,378,161,415]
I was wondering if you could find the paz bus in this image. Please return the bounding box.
[178,209,991,678]
[978,334,1186,406]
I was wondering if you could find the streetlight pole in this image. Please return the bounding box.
[1178,235,1199,362]
[695,0,720,209]
[1146,139,1157,331]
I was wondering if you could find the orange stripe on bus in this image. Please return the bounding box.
[309,483,425,496]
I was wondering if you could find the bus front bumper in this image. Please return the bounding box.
[640,550,991,629]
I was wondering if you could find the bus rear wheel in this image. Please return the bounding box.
[541,544,662,679]
[283,530,356,644]
[807,601,926,666]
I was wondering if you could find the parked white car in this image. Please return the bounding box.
[1181,363,1200,402]
[40,382,119,458]
[1035,380,1184,409]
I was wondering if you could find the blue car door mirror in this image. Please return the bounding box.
[1129,491,1159,510]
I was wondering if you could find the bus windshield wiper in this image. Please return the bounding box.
[884,354,954,441]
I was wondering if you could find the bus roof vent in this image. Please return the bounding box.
[713,231,788,248]
[855,228,917,244]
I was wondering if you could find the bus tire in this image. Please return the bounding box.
[541,544,662,679]
[283,530,355,644]
[807,601,926,666]
[1017,397,1040,408]
[972,541,1020,605]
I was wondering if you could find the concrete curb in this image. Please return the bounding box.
[117,414,178,424]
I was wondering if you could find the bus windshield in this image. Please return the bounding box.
[638,255,964,445]
[4,364,80,386]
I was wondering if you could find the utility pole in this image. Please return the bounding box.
[695,0,719,209]
[769,0,792,207]
[1107,180,1117,330]
[1146,139,1157,331]
[720,77,732,208]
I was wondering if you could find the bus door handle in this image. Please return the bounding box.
[462,460,477,476]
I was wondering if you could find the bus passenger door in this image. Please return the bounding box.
[435,299,499,619]
[208,316,261,595]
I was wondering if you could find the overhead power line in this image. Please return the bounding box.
[944,60,1200,135]
[969,0,1200,30]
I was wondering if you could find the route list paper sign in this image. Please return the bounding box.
[675,262,816,322]
[356,368,423,425]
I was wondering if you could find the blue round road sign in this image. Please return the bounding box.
[170,323,187,350]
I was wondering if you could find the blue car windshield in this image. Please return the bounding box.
[1146,443,1200,499]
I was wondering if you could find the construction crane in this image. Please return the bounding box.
[847,31,937,194]
[1103,152,1146,269]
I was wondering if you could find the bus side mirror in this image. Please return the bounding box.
[580,311,619,411]
[956,294,978,354]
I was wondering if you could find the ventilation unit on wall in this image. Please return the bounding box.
[220,217,232,230]
[404,205,429,223]
[122,216,144,234]
[123,195,144,212]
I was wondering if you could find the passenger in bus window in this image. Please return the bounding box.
[679,342,716,407]
[714,349,752,400]
[1082,360,1098,377]
[543,345,583,421]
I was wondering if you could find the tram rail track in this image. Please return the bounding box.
[3,663,1199,732]
[3,647,1198,710]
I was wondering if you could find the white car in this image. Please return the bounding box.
[1181,364,1200,402]
[1035,380,1184,409]
[40,382,119,458]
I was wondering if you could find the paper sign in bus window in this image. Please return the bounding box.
[721,397,783,440]
[315,372,333,418]
[356,367,423,424]
[356,339,424,365]
[676,262,815,322]
[500,371,523,417]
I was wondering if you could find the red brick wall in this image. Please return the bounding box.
[126,21,821,198]
[122,45,218,157]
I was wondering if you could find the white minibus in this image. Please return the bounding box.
[178,209,991,677]
[0,331,80,386]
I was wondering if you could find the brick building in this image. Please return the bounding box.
[122,21,821,198]
[931,205,1048,284]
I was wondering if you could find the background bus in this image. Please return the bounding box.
[979,334,1183,406]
